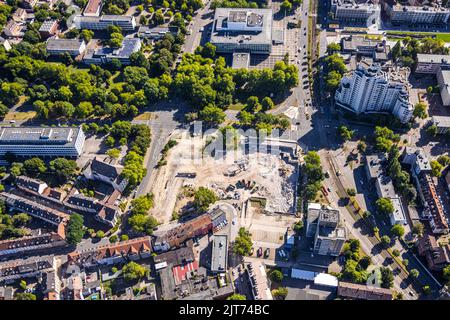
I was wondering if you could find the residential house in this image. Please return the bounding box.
[83,157,128,192]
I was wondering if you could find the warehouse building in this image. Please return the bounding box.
[211,235,228,274]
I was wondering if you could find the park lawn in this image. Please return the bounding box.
[436,33,450,42]
[133,112,154,121]
[228,103,245,111]
[4,111,37,121]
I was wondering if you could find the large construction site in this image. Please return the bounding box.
[150,130,300,226]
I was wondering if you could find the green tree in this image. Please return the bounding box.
[412,222,424,237]
[431,160,444,177]
[106,148,121,159]
[376,198,394,215]
[272,287,288,299]
[413,102,428,120]
[199,105,226,125]
[12,213,31,227]
[339,125,354,141]
[23,157,47,177]
[270,270,283,282]
[391,224,405,238]
[261,97,275,111]
[128,214,159,235]
[66,213,84,245]
[49,158,77,183]
[380,267,394,288]
[130,193,154,216]
[357,141,367,153]
[427,124,438,137]
[380,235,391,248]
[96,230,105,238]
[233,227,252,256]
[227,294,246,300]
[443,264,450,283]
[327,42,341,55]
[409,269,419,279]
[194,187,217,211]
[122,261,149,282]
[15,293,36,300]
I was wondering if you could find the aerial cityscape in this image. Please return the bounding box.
[1,0,450,303]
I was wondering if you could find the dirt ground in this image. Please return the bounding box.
[149,131,299,224]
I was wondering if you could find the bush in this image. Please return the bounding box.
[270,270,283,282]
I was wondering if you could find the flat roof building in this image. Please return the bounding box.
[39,20,58,39]
[432,115,450,134]
[338,281,392,300]
[46,38,86,57]
[437,68,450,106]
[385,1,450,25]
[341,35,390,62]
[137,26,178,40]
[211,235,228,273]
[83,38,141,65]
[210,8,273,54]
[331,0,380,26]
[0,126,85,158]
[416,54,450,74]
[73,15,136,31]
[83,0,103,17]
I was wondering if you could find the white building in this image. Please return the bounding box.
[331,0,380,26]
[437,68,450,106]
[46,38,86,57]
[335,62,413,123]
[73,15,136,31]
[385,2,450,25]
[0,126,85,158]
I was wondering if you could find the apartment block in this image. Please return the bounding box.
[335,61,413,123]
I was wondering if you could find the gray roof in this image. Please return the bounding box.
[211,235,228,272]
[0,126,82,147]
[417,53,450,64]
[433,115,450,128]
[90,158,123,179]
[46,38,84,51]
[39,20,57,32]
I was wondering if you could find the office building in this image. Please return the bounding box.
[331,0,380,26]
[432,115,450,134]
[416,54,450,74]
[46,38,86,57]
[83,38,141,65]
[335,61,413,123]
[0,126,85,158]
[306,203,346,256]
[437,68,450,106]
[73,15,136,31]
[341,35,390,62]
[384,1,450,25]
[210,8,273,54]
[137,26,178,40]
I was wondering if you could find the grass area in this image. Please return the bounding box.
[133,112,154,121]
[386,31,450,42]
[437,33,450,42]
[4,111,37,121]
[227,103,245,111]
